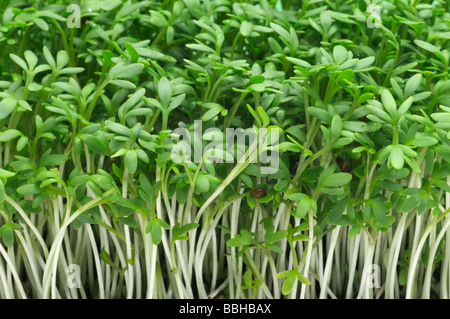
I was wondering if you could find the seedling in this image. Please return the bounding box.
[0,0,449,300]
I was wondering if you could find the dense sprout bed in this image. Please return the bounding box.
[0,0,449,299]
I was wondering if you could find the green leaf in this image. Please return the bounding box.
[276,270,290,278]
[381,90,397,118]
[1,226,14,248]
[436,144,450,163]
[293,198,310,219]
[377,166,410,179]
[307,107,331,122]
[286,57,311,67]
[410,136,438,147]
[186,43,215,54]
[146,218,169,245]
[77,213,97,225]
[281,271,296,295]
[287,192,308,201]
[59,67,84,75]
[321,187,344,195]
[80,134,109,155]
[28,83,42,92]
[0,98,17,120]
[106,121,131,136]
[397,97,413,117]
[431,112,450,122]
[149,10,168,27]
[389,146,404,169]
[101,248,120,272]
[158,77,172,108]
[40,153,67,166]
[333,45,348,64]
[267,243,283,254]
[110,80,136,89]
[342,121,367,132]
[266,230,287,243]
[0,169,14,178]
[270,23,291,46]
[201,108,221,121]
[292,234,310,242]
[166,26,174,45]
[322,173,352,187]
[405,74,422,96]
[178,223,199,235]
[246,104,262,127]
[17,184,40,195]
[366,104,392,123]
[251,83,266,92]
[377,180,403,192]
[400,193,423,212]
[150,222,162,245]
[116,216,138,228]
[125,42,139,63]
[330,115,342,140]
[43,46,55,68]
[240,21,253,37]
[24,50,38,70]
[0,181,5,203]
[176,183,189,205]
[109,63,143,79]
[257,106,270,127]
[10,54,28,71]
[56,51,69,69]
[16,136,28,151]
[296,271,311,285]
[348,225,362,237]
[125,150,138,174]
[371,200,388,225]
[0,129,21,142]
[195,174,210,193]
[414,40,439,53]
[328,200,347,224]
[227,233,252,247]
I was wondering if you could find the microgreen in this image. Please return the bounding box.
[0,0,449,300]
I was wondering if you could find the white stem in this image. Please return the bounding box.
[15,231,43,297]
[300,210,314,299]
[85,224,105,298]
[356,235,375,299]
[422,215,450,298]
[5,196,49,257]
[345,233,360,298]
[0,253,12,298]
[0,243,27,298]
[406,212,445,298]
[42,189,114,298]
[319,227,340,299]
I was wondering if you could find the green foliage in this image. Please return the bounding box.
[0,0,449,300]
